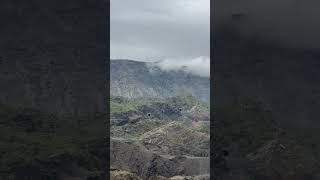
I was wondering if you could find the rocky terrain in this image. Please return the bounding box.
[140,122,209,157]
[110,95,210,179]
[111,60,210,103]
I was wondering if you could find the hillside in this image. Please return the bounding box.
[111,60,210,103]
[110,96,209,138]
[110,138,209,179]
[110,95,210,179]
[140,122,210,157]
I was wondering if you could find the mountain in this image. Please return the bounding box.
[111,60,210,103]
[110,60,210,178]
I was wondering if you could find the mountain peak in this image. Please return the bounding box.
[111,60,210,103]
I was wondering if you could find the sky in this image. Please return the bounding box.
[110,0,210,77]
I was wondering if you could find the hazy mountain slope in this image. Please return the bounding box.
[111,60,210,103]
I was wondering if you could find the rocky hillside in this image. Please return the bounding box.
[110,138,209,179]
[140,122,209,157]
[110,96,209,138]
[110,95,210,179]
[111,60,210,103]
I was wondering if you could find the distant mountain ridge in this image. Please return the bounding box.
[111,59,210,103]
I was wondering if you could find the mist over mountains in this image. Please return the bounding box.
[110,59,210,103]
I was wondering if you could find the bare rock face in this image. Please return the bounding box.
[0,0,108,117]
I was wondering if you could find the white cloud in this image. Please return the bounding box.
[151,56,210,77]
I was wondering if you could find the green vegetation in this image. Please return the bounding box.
[111,96,162,115]
[110,94,208,116]
[166,94,209,111]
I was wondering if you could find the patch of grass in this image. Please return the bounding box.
[110,94,208,116]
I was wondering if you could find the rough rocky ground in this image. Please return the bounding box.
[140,122,209,157]
[110,96,210,179]
[111,168,210,180]
[110,138,209,178]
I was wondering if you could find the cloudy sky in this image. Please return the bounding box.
[110,0,210,77]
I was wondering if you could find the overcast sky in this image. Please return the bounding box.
[110,0,210,76]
